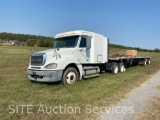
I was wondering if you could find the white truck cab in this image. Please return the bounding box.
[27,30,151,85]
[27,30,109,84]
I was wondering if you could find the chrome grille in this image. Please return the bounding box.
[31,53,46,66]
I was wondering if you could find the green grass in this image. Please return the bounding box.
[0,46,160,120]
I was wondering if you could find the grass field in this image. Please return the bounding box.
[0,46,160,120]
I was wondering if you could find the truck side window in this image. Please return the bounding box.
[80,37,86,47]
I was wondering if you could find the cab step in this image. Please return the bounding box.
[83,74,100,79]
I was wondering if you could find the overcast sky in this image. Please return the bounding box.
[0,0,160,49]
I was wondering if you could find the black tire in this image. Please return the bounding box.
[111,63,118,74]
[62,67,79,85]
[118,62,125,72]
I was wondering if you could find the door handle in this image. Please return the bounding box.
[79,48,86,51]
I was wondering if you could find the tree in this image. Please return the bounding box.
[154,48,160,53]
[37,39,53,47]
[0,32,54,42]
[26,39,36,46]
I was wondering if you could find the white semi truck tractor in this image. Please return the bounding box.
[27,30,150,85]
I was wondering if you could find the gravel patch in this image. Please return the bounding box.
[102,71,160,120]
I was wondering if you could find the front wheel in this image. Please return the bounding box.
[62,67,79,85]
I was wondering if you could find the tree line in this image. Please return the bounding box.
[0,32,54,47]
[109,44,160,53]
[0,32,160,52]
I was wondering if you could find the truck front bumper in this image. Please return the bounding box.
[27,69,63,82]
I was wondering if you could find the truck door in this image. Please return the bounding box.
[78,36,91,63]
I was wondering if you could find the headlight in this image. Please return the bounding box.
[44,63,57,69]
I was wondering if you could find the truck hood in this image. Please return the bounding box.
[35,48,76,57]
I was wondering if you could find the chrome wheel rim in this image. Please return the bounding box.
[121,65,124,72]
[123,67,126,72]
[66,72,76,84]
[144,60,147,65]
[115,66,118,73]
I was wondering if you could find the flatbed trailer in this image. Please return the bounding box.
[105,56,151,73]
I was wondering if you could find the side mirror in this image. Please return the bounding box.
[86,37,91,49]
[31,49,35,54]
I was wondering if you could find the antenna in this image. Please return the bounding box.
[86,15,89,31]
[87,15,89,30]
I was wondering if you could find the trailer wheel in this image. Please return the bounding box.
[111,63,118,74]
[123,67,126,72]
[143,59,147,66]
[147,59,151,65]
[118,63,125,72]
[62,67,78,85]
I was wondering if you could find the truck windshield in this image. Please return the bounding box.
[54,36,79,48]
